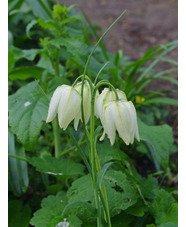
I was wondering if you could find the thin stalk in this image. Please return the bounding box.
[94,61,110,85]
[59,140,86,158]
[55,48,60,77]
[90,91,101,227]
[81,9,126,124]
[8,154,28,162]
[90,85,112,226]
[52,118,61,158]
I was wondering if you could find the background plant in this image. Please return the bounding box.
[8,0,178,226]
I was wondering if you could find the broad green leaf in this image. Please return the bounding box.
[8,81,49,150]
[31,191,83,227]
[139,175,159,199]
[8,200,31,227]
[8,66,45,80]
[149,189,178,225]
[8,131,29,196]
[28,156,85,177]
[30,191,67,227]
[96,143,127,165]
[67,170,139,219]
[9,45,41,62]
[125,200,146,217]
[138,119,173,169]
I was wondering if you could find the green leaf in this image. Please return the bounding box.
[8,131,29,196]
[96,143,127,165]
[27,0,52,20]
[8,200,31,227]
[8,81,49,150]
[48,38,87,58]
[28,156,85,177]
[26,19,38,39]
[8,66,45,80]
[149,189,178,225]
[67,170,139,219]
[158,223,178,227]
[30,191,68,227]
[9,46,41,62]
[139,175,159,199]
[138,119,173,169]
[144,97,178,106]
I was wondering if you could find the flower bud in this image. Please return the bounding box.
[100,100,140,145]
[46,85,81,130]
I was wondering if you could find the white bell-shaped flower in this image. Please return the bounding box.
[95,88,127,122]
[74,80,92,129]
[46,85,81,130]
[100,100,140,145]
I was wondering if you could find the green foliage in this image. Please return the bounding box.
[8,200,31,227]
[67,170,139,219]
[28,155,85,177]
[8,131,29,196]
[8,81,49,150]
[30,191,68,227]
[149,189,178,225]
[138,118,173,169]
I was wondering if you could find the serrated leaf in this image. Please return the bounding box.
[30,191,68,227]
[48,38,87,58]
[138,119,173,169]
[8,200,31,227]
[8,81,49,150]
[28,156,85,177]
[139,175,159,199]
[67,170,139,219]
[149,189,178,225]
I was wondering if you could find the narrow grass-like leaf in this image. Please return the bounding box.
[144,97,178,106]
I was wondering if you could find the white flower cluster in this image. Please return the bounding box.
[46,81,140,145]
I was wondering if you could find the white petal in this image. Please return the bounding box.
[103,102,116,145]
[116,89,127,101]
[74,80,91,125]
[58,87,81,130]
[112,101,131,145]
[46,85,64,123]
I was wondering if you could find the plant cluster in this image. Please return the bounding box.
[8,1,178,227]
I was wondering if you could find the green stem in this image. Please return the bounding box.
[52,118,61,158]
[8,154,28,162]
[90,89,102,227]
[55,48,60,77]
[91,85,112,226]
[81,9,126,124]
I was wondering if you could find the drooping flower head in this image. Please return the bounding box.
[100,99,140,145]
[74,80,92,129]
[46,85,81,130]
[95,88,127,121]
